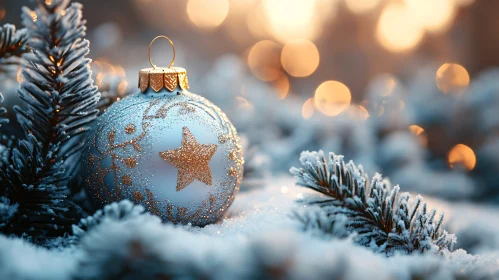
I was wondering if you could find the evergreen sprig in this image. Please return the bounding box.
[69,200,150,245]
[290,150,456,254]
[0,24,29,64]
[0,24,28,133]
[0,0,99,242]
[18,0,100,179]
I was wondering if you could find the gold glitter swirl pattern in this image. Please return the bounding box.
[133,191,144,202]
[124,123,136,134]
[121,175,132,186]
[124,157,137,168]
[82,89,244,226]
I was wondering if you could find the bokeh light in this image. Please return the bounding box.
[314,80,352,116]
[95,73,105,88]
[248,40,282,81]
[371,74,397,97]
[0,8,6,21]
[409,125,424,135]
[246,2,270,38]
[436,63,470,93]
[16,69,23,83]
[30,11,37,22]
[302,98,315,119]
[273,74,290,99]
[448,144,476,171]
[357,105,369,119]
[345,0,381,14]
[409,125,428,146]
[281,39,320,78]
[235,96,254,110]
[229,0,258,12]
[455,0,475,6]
[366,74,405,116]
[316,0,338,20]
[376,4,424,52]
[404,0,456,34]
[187,0,229,28]
[348,105,370,120]
[262,0,321,43]
[117,80,128,95]
[114,66,126,78]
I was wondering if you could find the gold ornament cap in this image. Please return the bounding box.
[138,36,190,93]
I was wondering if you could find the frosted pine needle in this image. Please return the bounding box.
[290,150,456,254]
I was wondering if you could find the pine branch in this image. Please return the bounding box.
[0,196,18,229]
[0,94,9,128]
[0,134,16,166]
[0,24,29,96]
[68,200,150,245]
[0,0,99,242]
[293,208,351,239]
[0,24,29,63]
[18,0,100,174]
[290,150,456,254]
[66,61,129,192]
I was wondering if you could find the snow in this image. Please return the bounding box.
[1,2,499,278]
[0,236,75,280]
[0,177,498,279]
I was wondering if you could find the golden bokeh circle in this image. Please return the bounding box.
[409,125,428,146]
[302,98,315,119]
[436,63,470,93]
[314,81,352,116]
[448,144,476,171]
[405,0,456,34]
[274,74,290,99]
[281,39,320,78]
[345,0,381,14]
[247,40,282,81]
[376,4,424,52]
[187,0,229,28]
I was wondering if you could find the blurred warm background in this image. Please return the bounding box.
[4,0,497,95]
[2,0,499,203]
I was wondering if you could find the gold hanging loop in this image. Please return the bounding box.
[148,35,176,69]
[139,35,188,92]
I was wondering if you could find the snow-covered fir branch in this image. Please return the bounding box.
[0,196,18,229]
[17,0,100,181]
[290,150,456,254]
[0,24,29,64]
[0,0,99,242]
[0,94,9,128]
[68,200,150,245]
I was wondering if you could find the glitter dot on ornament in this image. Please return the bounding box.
[124,123,136,134]
[82,36,243,226]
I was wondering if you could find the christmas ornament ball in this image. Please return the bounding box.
[81,37,243,226]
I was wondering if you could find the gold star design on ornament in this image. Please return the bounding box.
[159,126,218,192]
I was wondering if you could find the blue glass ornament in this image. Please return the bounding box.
[82,36,243,226]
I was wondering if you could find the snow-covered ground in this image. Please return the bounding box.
[1,177,498,280]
